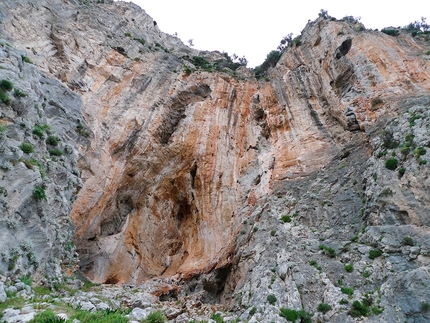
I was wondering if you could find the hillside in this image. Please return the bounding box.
[0,1,430,322]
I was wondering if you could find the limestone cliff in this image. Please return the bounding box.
[1,0,430,322]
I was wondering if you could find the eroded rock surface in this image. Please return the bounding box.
[1,1,430,322]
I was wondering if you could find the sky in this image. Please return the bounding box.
[120,1,430,67]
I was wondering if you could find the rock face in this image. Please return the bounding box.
[1,0,430,321]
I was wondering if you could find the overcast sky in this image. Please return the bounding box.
[121,1,430,67]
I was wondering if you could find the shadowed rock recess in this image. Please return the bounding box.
[0,0,430,322]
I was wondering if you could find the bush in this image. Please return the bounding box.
[254,50,282,79]
[0,124,6,132]
[349,300,370,317]
[270,230,276,236]
[341,286,354,296]
[319,244,336,258]
[368,249,382,259]
[46,135,59,146]
[22,55,33,64]
[339,298,349,305]
[414,146,426,159]
[381,28,399,36]
[0,79,13,91]
[279,308,312,323]
[267,294,277,305]
[249,307,257,316]
[49,149,64,156]
[20,142,34,154]
[33,185,47,201]
[133,38,146,45]
[401,236,414,246]
[32,126,46,138]
[280,215,291,223]
[143,311,167,323]
[14,88,27,97]
[385,158,398,170]
[317,303,332,314]
[0,91,11,105]
[344,263,353,272]
[69,309,129,323]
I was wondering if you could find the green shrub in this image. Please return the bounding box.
[349,300,370,317]
[339,298,349,305]
[14,88,27,97]
[33,185,47,201]
[381,28,399,36]
[421,302,430,312]
[49,149,64,156]
[0,91,11,105]
[267,294,277,305]
[426,50,430,55]
[414,146,426,159]
[69,309,129,323]
[344,263,353,273]
[133,38,146,45]
[398,167,406,178]
[0,124,6,132]
[385,158,398,170]
[310,260,322,271]
[249,307,257,316]
[124,32,132,37]
[371,97,383,107]
[210,313,224,323]
[270,230,276,236]
[32,126,45,138]
[20,275,32,286]
[372,306,384,314]
[280,215,291,223]
[362,271,371,278]
[369,249,382,259]
[20,142,34,154]
[279,308,312,323]
[401,236,414,246]
[319,244,336,258]
[46,135,59,146]
[0,79,13,91]
[22,55,33,64]
[254,50,282,79]
[143,311,167,323]
[317,303,332,313]
[183,65,193,75]
[350,234,359,242]
[134,57,141,62]
[341,287,354,296]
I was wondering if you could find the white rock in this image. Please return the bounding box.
[0,282,7,303]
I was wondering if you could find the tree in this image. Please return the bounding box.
[319,9,329,19]
[277,33,293,51]
[188,39,194,47]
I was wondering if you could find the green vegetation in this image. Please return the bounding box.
[32,124,50,138]
[133,38,146,45]
[369,249,383,259]
[124,32,132,37]
[421,302,430,312]
[341,286,354,296]
[20,142,34,154]
[414,146,426,159]
[254,50,282,79]
[267,294,277,305]
[309,260,322,271]
[317,303,332,314]
[20,275,32,286]
[28,309,64,323]
[33,185,47,201]
[210,313,224,323]
[319,244,336,258]
[381,28,399,36]
[401,236,414,246]
[349,300,370,317]
[380,129,398,149]
[0,79,13,91]
[409,113,422,126]
[362,271,371,278]
[249,307,257,316]
[339,299,349,305]
[344,263,353,273]
[182,53,247,75]
[49,149,64,156]
[0,91,11,105]
[76,123,91,137]
[280,215,292,223]
[279,308,312,323]
[270,230,276,236]
[385,158,398,170]
[350,234,359,242]
[22,55,33,63]
[0,124,6,132]
[14,88,28,97]
[398,167,406,178]
[143,311,167,323]
[46,135,59,146]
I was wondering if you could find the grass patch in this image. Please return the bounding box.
[33,185,47,201]
[319,244,336,258]
[368,249,382,259]
[341,286,354,296]
[143,310,167,323]
[401,236,414,246]
[0,79,13,91]
[22,55,33,64]
[49,149,64,156]
[279,308,312,323]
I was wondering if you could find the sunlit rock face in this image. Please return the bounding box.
[1,0,430,286]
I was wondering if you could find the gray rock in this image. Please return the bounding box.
[0,282,7,303]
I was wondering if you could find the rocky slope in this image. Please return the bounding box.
[1,0,430,322]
